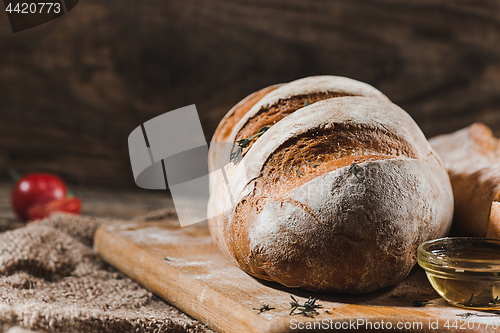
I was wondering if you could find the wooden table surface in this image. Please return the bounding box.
[96,219,500,333]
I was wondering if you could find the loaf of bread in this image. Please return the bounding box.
[430,123,500,239]
[208,76,454,293]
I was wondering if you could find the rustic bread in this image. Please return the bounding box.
[208,76,454,293]
[430,122,500,239]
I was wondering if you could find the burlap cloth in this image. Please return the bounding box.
[0,211,215,333]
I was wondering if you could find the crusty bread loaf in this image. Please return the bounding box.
[430,122,500,239]
[208,76,454,293]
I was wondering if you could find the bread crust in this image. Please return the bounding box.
[430,122,500,237]
[208,76,453,293]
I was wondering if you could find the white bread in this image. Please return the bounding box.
[208,76,454,293]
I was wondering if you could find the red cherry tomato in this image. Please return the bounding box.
[28,197,81,221]
[11,173,68,221]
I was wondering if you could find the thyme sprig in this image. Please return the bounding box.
[230,126,270,164]
[489,296,500,306]
[460,294,474,306]
[289,296,322,317]
[348,163,359,174]
[253,303,275,313]
[458,311,500,318]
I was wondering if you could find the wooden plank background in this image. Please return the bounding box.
[1,0,500,187]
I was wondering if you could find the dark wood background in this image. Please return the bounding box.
[1,0,500,187]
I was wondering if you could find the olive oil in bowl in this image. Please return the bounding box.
[418,237,500,310]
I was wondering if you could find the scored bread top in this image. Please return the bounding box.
[212,84,283,144]
[209,76,389,178]
[227,96,441,205]
[212,76,388,144]
[228,76,390,156]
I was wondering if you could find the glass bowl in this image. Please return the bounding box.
[417,237,500,310]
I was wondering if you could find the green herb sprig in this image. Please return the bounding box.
[460,294,474,307]
[457,311,500,318]
[230,126,270,164]
[289,296,322,317]
[489,296,500,306]
[348,163,359,173]
[253,304,275,313]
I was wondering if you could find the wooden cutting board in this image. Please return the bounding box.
[95,219,500,333]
